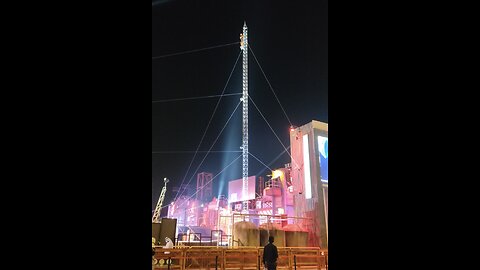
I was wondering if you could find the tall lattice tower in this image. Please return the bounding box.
[240,22,249,212]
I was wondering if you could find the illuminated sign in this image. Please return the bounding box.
[303,134,312,199]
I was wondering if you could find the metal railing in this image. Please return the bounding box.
[153,246,328,270]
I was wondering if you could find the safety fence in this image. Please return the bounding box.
[153,246,327,270]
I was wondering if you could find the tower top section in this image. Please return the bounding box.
[240,22,248,51]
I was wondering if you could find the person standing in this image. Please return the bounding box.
[164,237,174,253]
[263,236,278,270]
[164,237,174,265]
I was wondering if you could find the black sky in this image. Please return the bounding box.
[152,0,328,210]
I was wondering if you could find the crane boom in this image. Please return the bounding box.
[152,178,169,223]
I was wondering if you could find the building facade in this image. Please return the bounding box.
[290,120,328,248]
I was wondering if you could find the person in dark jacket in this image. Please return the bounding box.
[263,236,278,270]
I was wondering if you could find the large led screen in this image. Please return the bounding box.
[318,136,328,181]
[228,176,256,203]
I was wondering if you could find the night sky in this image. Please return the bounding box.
[152,0,328,210]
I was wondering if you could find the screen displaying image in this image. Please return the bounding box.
[228,176,256,203]
[318,136,328,181]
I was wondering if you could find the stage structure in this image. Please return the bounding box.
[159,24,328,249]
